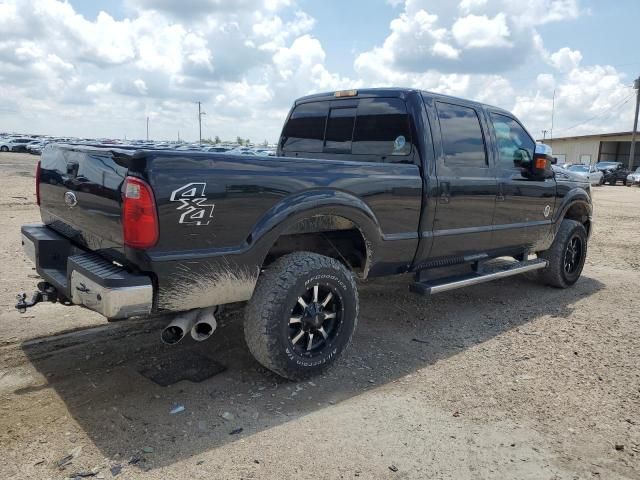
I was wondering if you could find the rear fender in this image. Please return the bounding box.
[247,189,383,272]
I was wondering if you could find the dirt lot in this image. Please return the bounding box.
[0,151,639,479]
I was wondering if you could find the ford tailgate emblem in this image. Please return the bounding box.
[64,191,78,207]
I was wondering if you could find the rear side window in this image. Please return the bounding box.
[281,102,328,153]
[324,107,356,152]
[352,98,412,156]
[436,102,487,167]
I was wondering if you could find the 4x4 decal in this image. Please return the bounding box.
[169,183,215,225]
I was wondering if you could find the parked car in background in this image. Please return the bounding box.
[567,164,604,186]
[0,137,33,152]
[627,167,640,186]
[595,161,630,185]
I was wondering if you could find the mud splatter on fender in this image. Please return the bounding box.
[158,260,259,312]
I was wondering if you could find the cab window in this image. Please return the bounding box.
[281,102,328,153]
[352,98,412,157]
[490,113,535,169]
[436,102,487,167]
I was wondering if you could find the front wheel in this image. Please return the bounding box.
[0,146,8,152]
[244,252,358,380]
[537,219,588,288]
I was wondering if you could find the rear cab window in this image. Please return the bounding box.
[281,96,414,163]
[435,102,487,167]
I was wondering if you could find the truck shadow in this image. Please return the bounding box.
[17,274,603,472]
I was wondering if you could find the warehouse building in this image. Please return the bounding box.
[539,131,639,168]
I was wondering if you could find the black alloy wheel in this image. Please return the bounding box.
[563,235,584,275]
[288,283,343,357]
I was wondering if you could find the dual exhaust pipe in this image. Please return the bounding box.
[161,307,217,345]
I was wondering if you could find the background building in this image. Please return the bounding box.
[539,132,639,168]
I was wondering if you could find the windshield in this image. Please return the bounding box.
[596,162,618,169]
[568,165,589,172]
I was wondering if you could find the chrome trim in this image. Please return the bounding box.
[70,270,153,319]
[22,233,36,263]
[429,259,548,294]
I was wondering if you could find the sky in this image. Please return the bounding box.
[0,0,638,143]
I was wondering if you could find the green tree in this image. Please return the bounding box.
[236,136,243,145]
[214,135,221,144]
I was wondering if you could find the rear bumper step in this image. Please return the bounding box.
[20,224,153,319]
[410,258,548,295]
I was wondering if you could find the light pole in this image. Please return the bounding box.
[146,116,149,141]
[198,102,206,144]
[542,130,548,142]
[628,77,640,170]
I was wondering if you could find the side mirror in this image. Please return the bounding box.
[551,156,558,165]
[527,143,554,179]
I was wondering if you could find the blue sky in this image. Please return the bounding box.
[1,0,638,141]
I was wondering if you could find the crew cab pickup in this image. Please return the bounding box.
[18,88,592,380]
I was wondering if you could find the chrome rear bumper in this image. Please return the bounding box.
[21,224,153,319]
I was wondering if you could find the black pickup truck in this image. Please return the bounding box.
[18,88,592,380]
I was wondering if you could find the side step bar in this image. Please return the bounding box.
[410,258,548,295]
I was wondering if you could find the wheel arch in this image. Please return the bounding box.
[249,190,382,279]
[555,191,592,237]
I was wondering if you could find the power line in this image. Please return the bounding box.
[553,95,633,134]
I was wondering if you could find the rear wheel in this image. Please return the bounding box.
[0,146,8,152]
[537,219,587,288]
[244,252,358,380]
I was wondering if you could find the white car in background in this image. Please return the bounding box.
[566,164,604,186]
[627,167,640,186]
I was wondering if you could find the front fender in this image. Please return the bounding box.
[553,187,593,233]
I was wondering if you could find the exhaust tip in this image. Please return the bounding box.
[191,321,213,341]
[161,325,185,345]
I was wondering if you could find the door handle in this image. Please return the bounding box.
[439,182,450,204]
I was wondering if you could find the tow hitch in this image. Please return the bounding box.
[15,282,60,313]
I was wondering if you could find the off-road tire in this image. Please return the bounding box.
[537,219,587,288]
[244,252,358,380]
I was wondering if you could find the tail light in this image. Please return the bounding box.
[35,161,41,206]
[122,176,158,248]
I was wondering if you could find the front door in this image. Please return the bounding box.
[427,100,497,259]
[488,111,556,251]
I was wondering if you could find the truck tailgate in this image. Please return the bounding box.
[38,145,129,254]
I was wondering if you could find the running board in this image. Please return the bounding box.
[410,258,548,295]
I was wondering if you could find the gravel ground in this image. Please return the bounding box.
[0,151,639,480]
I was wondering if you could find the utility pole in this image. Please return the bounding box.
[550,89,556,141]
[146,116,149,141]
[542,130,548,141]
[628,77,640,170]
[197,102,206,144]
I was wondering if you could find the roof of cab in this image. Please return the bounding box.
[294,87,512,116]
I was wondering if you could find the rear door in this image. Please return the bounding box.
[487,111,556,250]
[426,99,497,259]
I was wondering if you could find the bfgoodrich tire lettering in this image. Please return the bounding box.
[244,252,358,380]
[538,219,587,288]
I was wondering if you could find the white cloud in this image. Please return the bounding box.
[452,13,512,49]
[549,47,582,72]
[0,0,631,144]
